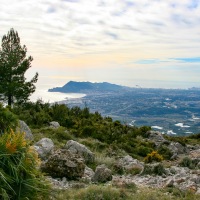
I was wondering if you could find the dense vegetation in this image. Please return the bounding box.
[11,100,155,159]
[10,100,200,159]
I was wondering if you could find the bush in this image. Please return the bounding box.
[125,166,142,175]
[144,151,163,163]
[0,129,50,200]
[142,163,166,176]
[179,157,199,169]
[158,145,173,160]
[0,104,18,134]
[137,146,152,157]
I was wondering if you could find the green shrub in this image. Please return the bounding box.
[80,138,107,152]
[0,104,18,134]
[142,163,166,176]
[0,129,50,200]
[179,157,199,169]
[126,166,142,175]
[158,145,173,160]
[164,135,187,146]
[137,146,152,157]
[81,125,96,137]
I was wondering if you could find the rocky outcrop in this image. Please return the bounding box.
[41,149,85,180]
[82,166,95,181]
[49,121,60,129]
[168,142,189,156]
[117,155,144,173]
[17,120,34,140]
[64,140,95,164]
[147,131,167,147]
[91,164,112,183]
[34,138,54,160]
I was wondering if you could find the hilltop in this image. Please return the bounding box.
[48,81,130,93]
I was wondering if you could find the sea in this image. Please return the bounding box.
[30,88,85,103]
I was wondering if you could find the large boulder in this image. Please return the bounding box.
[17,120,34,141]
[34,138,54,160]
[41,149,85,180]
[49,121,60,129]
[147,131,167,146]
[91,165,112,183]
[64,140,95,164]
[168,142,189,156]
[118,155,144,173]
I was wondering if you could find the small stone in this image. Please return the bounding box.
[165,179,174,187]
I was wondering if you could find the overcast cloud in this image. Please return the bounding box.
[0,0,200,89]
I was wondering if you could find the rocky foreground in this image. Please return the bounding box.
[20,120,200,195]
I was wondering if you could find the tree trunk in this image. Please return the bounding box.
[8,95,12,106]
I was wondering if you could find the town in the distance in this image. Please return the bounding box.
[49,81,200,136]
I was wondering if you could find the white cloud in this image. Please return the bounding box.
[0,0,200,88]
[1,0,199,55]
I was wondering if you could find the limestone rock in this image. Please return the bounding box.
[165,178,174,187]
[49,121,60,129]
[34,138,54,160]
[17,120,34,141]
[168,142,188,155]
[64,140,95,164]
[117,155,144,173]
[147,131,167,146]
[91,165,112,183]
[82,166,95,181]
[42,149,85,180]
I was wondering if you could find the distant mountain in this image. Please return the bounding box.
[48,81,130,93]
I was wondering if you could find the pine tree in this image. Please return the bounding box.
[0,28,38,106]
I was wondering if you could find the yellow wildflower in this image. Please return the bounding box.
[6,141,17,154]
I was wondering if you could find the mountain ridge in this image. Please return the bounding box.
[48,81,131,93]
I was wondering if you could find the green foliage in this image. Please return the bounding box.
[0,28,38,106]
[142,163,166,176]
[164,135,187,146]
[12,100,51,128]
[0,129,50,200]
[179,157,199,169]
[0,104,18,134]
[125,166,142,175]
[79,138,108,152]
[62,185,128,200]
[32,126,74,147]
[187,133,200,139]
[136,145,153,157]
[13,101,155,159]
[54,185,200,200]
[158,145,173,160]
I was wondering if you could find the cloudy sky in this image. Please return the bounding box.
[1,0,200,91]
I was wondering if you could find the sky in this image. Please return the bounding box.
[0,0,200,92]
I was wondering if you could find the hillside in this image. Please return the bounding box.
[1,101,200,199]
[48,81,130,93]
